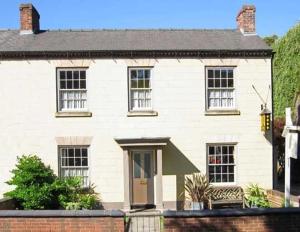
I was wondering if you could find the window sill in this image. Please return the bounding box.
[205,110,240,116]
[127,111,158,117]
[55,112,92,118]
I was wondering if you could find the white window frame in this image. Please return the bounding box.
[128,67,153,112]
[58,146,90,188]
[206,67,236,111]
[57,68,88,112]
[207,143,236,185]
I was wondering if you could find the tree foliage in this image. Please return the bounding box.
[273,23,300,117]
[263,35,278,47]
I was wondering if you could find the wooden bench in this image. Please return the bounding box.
[208,186,245,209]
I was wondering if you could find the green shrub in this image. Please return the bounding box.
[53,177,99,210]
[245,183,270,208]
[5,155,99,210]
[4,155,57,209]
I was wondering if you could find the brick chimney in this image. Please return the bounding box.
[19,3,40,34]
[236,5,256,34]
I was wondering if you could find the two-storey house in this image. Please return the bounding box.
[0,4,273,210]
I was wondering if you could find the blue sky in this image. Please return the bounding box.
[0,0,299,36]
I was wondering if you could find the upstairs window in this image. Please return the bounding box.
[129,68,152,111]
[206,67,235,110]
[57,68,87,112]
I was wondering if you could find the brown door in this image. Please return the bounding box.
[131,150,154,205]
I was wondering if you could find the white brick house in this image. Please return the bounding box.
[0,4,273,210]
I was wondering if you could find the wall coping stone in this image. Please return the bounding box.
[163,208,300,218]
[0,210,124,217]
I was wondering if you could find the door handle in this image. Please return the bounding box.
[140,180,147,185]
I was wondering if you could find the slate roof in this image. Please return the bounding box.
[0,29,271,52]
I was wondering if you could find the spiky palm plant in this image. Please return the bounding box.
[184,172,212,204]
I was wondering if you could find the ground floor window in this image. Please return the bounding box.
[59,146,89,187]
[207,144,235,183]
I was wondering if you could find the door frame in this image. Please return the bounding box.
[130,149,155,208]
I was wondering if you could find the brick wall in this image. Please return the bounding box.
[0,211,124,232]
[236,5,256,34]
[1,208,300,232]
[164,208,300,232]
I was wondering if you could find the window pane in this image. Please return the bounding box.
[145,79,150,88]
[209,155,216,164]
[137,80,144,88]
[144,154,151,178]
[208,146,215,155]
[221,79,227,87]
[137,70,144,79]
[69,158,74,166]
[222,166,228,173]
[222,146,228,154]
[80,80,86,89]
[228,70,233,78]
[75,149,81,157]
[228,79,234,87]
[82,149,87,157]
[74,80,79,89]
[74,71,79,79]
[216,146,221,154]
[82,158,88,166]
[221,70,227,78]
[60,80,66,89]
[222,174,228,182]
[208,79,214,88]
[215,70,220,78]
[67,81,72,89]
[60,71,66,79]
[222,155,228,163]
[68,149,74,157]
[75,158,81,166]
[131,70,137,79]
[80,71,86,79]
[144,70,150,79]
[131,80,137,88]
[134,154,141,178]
[215,79,220,87]
[229,155,234,163]
[67,71,72,80]
[208,70,213,78]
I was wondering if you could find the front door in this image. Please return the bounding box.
[131,150,154,206]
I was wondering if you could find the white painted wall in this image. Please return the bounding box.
[0,58,272,208]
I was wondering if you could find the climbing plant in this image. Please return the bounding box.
[273,23,300,118]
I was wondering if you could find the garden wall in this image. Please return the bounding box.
[164,208,300,232]
[1,208,300,232]
[0,199,16,210]
[0,210,124,232]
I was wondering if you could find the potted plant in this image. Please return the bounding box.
[184,172,212,210]
[245,183,270,208]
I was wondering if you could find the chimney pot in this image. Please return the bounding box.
[19,3,40,34]
[236,5,256,34]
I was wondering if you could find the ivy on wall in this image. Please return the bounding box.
[273,23,300,118]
